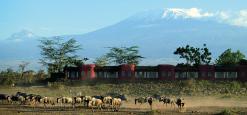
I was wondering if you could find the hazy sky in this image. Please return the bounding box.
[0,0,245,39]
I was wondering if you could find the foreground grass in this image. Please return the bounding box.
[0,80,246,98]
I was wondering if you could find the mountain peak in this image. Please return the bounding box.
[7,29,37,42]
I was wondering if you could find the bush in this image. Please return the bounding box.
[1,78,14,86]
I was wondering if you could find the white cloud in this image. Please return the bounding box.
[232,10,247,27]
[163,8,214,18]
[218,11,230,20]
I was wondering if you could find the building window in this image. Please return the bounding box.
[145,72,158,78]
[161,71,172,78]
[215,72,225,78]
[135,72,145,78]
[187,72,198,79]
[176,72,186,78]
[227,72,237,79]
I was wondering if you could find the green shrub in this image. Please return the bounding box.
[1,78,14,86]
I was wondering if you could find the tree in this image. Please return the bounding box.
[216,49,245,65]
[19,61,29,78]
[94,55,109,66]
[174,44,212,66]
[35,70,47,80]
[106,46,144,65]
[39,37,81,73]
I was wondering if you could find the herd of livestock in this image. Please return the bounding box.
[0,92,185,112]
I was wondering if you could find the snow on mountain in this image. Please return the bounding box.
[162,8,214,19]
[7,29,38,42]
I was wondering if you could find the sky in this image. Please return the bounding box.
[0,0,246,39]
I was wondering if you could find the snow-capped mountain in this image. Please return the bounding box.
[1,8,247,69]
[70,8,247,61]
[7,29,38,42]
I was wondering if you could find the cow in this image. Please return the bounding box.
[9,95,25,105]
[0,94,9,104]
[73,96,82,108]
[103,96,112,109]
[111,98,122,112]
[147,97,154,110]
[57,97,73,108]
[160,96,176,108]
[82,96,92,107]
[89,97,103,112]
[40,97,56,108]
[176,97,185,110]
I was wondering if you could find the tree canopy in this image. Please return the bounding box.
[216,49,245,65]
[39,37,82,73]
[106,46,144,65]
[174,44,212,66]
[94,55,109,67]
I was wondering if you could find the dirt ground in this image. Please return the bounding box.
[0,96,246,115]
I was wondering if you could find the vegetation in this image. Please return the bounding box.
[94,55,110,66]
[216,49,245,65]
[0,67,48,86]
[106,46,144,65]
[39,37,82,73]
[174,44,212,66]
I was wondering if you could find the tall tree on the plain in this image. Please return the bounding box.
[39,37,81,73]
[106,46,144,65]
[174,44,212,66]
[19,61,29,78]
[216,49,245,65]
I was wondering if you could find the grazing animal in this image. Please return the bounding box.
[89,97,103,112]
[111,98,122,112]
[135,97,147,105]
[40,97,55,108]
[56,97,73,107]
[73,96,82,108]
[103,96,112,109]
[0,94,9,104]
[147,97,153,110]
[9,95,25,104]
[176,98,185,110]
[82,96,92,107]
[160,96,176,107]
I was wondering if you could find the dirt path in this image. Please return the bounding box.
[0,104,247,115]
[0,96,246,115]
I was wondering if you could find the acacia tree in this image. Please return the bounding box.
[94,55,109,66]
[216,49,245,65]
[174,44,211,66]
[106,46,144,65]
[39,37,81,73]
